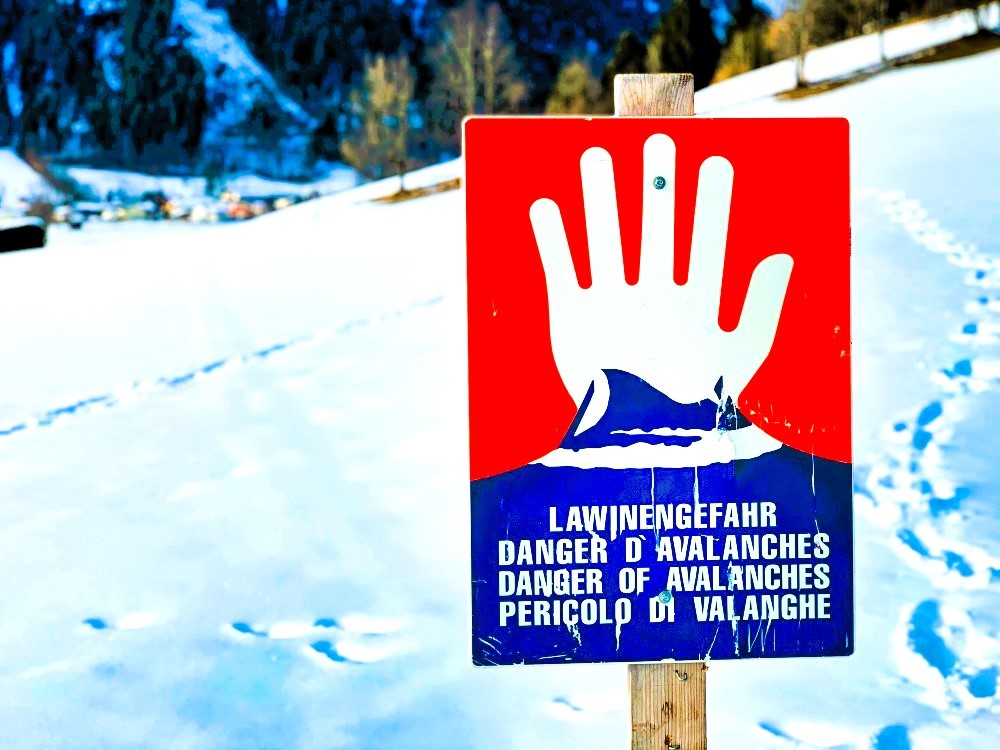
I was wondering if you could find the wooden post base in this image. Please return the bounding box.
[629,663,708,750]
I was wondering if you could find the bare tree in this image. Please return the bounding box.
[428,0,526,148]
[771,0,815,86]
[342,52,415,192]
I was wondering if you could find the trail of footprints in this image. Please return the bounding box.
[0,296,443,440]
[82,611,413,668]
[855,190,1000,722]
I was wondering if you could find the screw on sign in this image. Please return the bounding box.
[464,74,852,749]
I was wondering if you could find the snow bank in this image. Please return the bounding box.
[882,5,993,60]
[224,167,358,198]
[275,159,463,223]
[696,60,799,113]
[65,164,359,201]
[66,167,208,201]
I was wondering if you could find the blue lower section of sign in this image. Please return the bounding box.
[471,445,853,665]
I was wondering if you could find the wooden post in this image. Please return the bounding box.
[629,662,707,750]
[614,71,707,750]
[613,74,694,117]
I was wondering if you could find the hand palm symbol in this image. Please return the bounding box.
[529,134,794,436]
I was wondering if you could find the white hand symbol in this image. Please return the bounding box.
[529,134,793,435]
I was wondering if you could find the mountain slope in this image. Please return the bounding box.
[176,0,311,132]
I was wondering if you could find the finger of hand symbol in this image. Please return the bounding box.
[530,198,578,299]
[580,147,625,288]
[732,253,794,381]
[640,133,677,287]
[688,156,734,319]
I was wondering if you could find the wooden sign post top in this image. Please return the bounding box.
[614,73,694,117]
[615,72,707,750]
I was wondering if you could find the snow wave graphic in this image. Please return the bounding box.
[857,189,1000,717]
[0,295,444,439]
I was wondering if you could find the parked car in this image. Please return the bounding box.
[226,201,255,221]
[53,205,86,229]
[73,201,109,219]
[0,216,47,252]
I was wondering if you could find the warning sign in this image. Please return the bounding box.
[466,118,852,665]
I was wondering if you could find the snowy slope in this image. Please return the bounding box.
[0,148,59,206]
[695,1,999,113]
[3,1,311,174]
[176,0,311,133]
[0,49,998,750]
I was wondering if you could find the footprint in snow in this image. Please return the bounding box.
[950,320,1000,347]
[897,599,999,712]
[81,613,161,631]
[872,725,911,750]
[757,719,862,748]
[862,190,1000,723]
[224,614,413,667]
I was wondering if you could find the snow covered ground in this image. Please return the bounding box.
[1,48,998,749]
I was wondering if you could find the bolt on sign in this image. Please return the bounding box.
[465,117,852,665]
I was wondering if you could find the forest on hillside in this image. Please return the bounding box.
[0,0,985,179]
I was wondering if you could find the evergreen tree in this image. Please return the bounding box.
[808,0,861,44]
[800,0,888,47]
[274,0,417,105]
[87,83,122,154]
[171,44,208,156]
[599,30,648,113]
[545,58,601,115]
[121,0,207,159]
[716,1,773,80]
[0,83,11,145]
[0,0,24,143]
[647,0,722,90]
[0,0,24,142]
[715,20,774,80]
[121,0,170,157]
[221,0,279,69]
[729,0,764,31]
[66,6,100,108]
[0,0,23,41]
[310,111,341,163]
[16,1,61,152]
[604,30,649,81]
